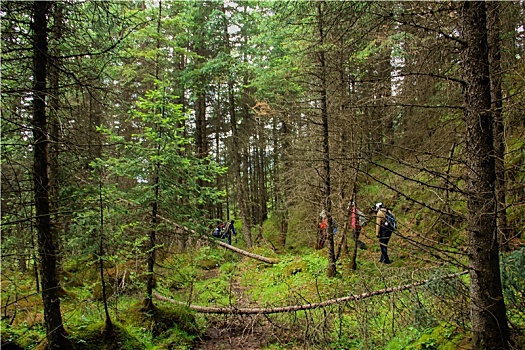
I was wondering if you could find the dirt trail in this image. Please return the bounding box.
[195,268,274,349]
[198,323,269,350]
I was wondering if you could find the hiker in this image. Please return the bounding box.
[374,202,396,264]
[222,220,236,245]
[350,201,367,249]
[212,222,225,237]
[318,212,327,249]
[318,210,337,249]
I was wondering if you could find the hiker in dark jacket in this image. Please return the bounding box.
[222,220,236,245]
[374,202,392,264]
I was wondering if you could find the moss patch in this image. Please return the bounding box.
[69,322,143,350]
[414,323,464,350]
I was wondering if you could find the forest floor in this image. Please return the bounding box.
[196,266,276,350]
[199,323,270,350]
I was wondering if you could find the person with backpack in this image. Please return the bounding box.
[318,210,338,249]
[318,211,328,249]
[212,222,225,237]
[374,202,396,264]
[350,201,367,249]
[222,220,236,245]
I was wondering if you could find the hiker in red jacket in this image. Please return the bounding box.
[350,201,367,249]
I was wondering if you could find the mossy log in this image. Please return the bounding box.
[154,270,468,315]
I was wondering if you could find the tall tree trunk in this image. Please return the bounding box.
[227,80,251,247]
[195,91,207,158]
[48,2,63,274]
[317,1,337,278]
[379,45,394,148]
[99,179,113,333]
[32,2,71,348]
[487,1,509,251]
[213,85,224,220]
[220,2,255,247]
[460,2,510,349]
[276,119,289,248]
[224,16,253,247]
[240,146,253,246]
[143,4,163,310]
[239,7,256,245]
[143,170,158,311]
[256,128,268,224]
[31,223,40,293]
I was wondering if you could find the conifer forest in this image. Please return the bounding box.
[2,1,525,349]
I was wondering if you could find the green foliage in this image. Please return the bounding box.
[139,305,200,338]
[194,246,227,270]
[159,257,198,292]
[1,320,45,350]
[424,270,461,300]
[63,297,200,350]
[412,306,438,330]
[261,215,284,246]
[95,81,227,235]
[2,2,524,349]
[280,206,317,249]
[500,248,525,325]
[242,250,338,308]
[330,314,365,350]
[384,327,422,350]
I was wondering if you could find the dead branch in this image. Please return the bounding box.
[154,270,468,314]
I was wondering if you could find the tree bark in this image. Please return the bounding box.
[98,180,113,332]
[48,1,63,274]
[222,4,253,247]
[143,172,158,311]
[228,79,253,248]
[317,1,337,277]
[32,1,71,348]
[460,2,510,349]
[142,2,164,312]
[487,1,509,251]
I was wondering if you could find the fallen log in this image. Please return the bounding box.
[118,198,280,265]
[154,270,468,314]
[157,213,280,265]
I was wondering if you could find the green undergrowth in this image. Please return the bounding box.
[411,323,465,350]
[381,322,466,350]
[3,245,524,349]
[3,131,524,349]
[2,301,201,350]
[68,322,143,350]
